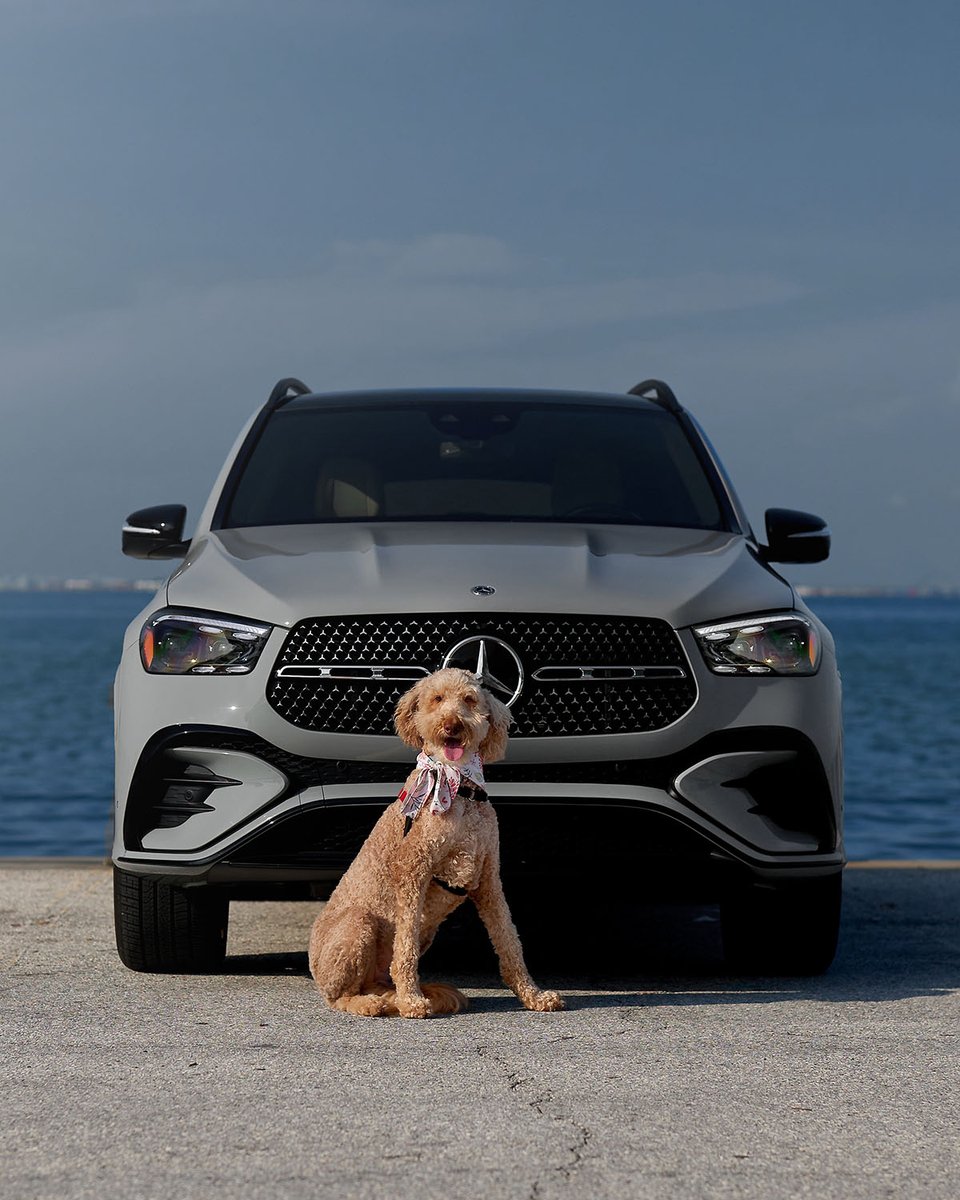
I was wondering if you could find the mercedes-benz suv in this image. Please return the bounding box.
[114,378,843,975]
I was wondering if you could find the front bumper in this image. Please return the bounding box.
[114,626,843,892]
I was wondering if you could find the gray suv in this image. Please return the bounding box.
[114,379,842,975]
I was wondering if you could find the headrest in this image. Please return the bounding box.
[315,457,382,519]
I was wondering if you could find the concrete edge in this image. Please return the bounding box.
[0,857,959,870]
[0,857,110,869]
[847,860,960,869]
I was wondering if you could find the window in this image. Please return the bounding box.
[223,398,725,530]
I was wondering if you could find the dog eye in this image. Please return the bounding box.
[464,694,478,706]
[433,694,444,704]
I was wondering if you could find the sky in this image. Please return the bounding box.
[1,0,958,589]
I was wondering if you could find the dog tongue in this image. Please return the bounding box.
[444,740,464,762]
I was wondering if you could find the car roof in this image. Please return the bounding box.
[279,387,666,414]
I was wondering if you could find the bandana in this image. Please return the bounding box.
[398,750,486,821]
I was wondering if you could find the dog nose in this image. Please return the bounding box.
[443,721,464,737]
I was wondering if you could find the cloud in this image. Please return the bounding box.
[0,234,806,403]
[0,0,471,33]
[331,234,525,282]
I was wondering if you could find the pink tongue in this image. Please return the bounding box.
[444,741,464,761]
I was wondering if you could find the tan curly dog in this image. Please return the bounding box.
[308,667,564,1018]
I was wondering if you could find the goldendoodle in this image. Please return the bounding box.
[308,667,564,1018]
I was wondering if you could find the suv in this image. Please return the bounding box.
[114,379,843,975]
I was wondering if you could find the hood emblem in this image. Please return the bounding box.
[471,585,496,597]
[443,635,523,706]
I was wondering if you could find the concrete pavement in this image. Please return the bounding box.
[1,862,958,1199]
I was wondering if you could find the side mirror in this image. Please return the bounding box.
[122,505,190,560]
[762,508,830,564]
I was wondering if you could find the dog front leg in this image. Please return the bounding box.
[390,871,433,1018]
[472,869,564,1012]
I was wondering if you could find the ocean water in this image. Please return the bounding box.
[0,591,957,859]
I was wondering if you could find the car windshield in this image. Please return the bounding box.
[222,398,726,530]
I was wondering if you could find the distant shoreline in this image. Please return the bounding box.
[0,581,161,594]
[796,587,960,599]
[3,583,959,599]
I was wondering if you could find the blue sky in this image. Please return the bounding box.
[1,0,958,587]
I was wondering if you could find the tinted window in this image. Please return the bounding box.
[223,400,724,530]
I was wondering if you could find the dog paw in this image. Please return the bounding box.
[398,995,433,1019]
[524,989,565,1012]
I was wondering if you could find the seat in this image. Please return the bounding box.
[314,458,383,519]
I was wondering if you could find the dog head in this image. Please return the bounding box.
[394,668,512,764]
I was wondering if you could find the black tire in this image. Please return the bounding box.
[114,867,229,973]
[720,872,842,976]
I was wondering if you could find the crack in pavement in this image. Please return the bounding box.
[475,1043,592,1197]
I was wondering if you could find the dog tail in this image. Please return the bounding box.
[332,983,469,1017]
[332,991,400,1016]
[421,982,470,1013]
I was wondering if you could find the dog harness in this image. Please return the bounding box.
[398,751,489,895]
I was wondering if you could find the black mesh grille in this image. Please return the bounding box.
[226,807,382,869]
[267,612,695,736]
[223,800,713,875]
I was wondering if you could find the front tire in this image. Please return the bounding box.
[114,867,229,973]
[720,872,842,975]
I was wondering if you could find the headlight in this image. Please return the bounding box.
[140,609,272,675]
[692,613,820,676]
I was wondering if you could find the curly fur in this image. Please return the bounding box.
[308,668,564,1018]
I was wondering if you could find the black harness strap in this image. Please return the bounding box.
[431,876,468,896]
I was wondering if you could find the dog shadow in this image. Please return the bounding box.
[221,870,960,1009]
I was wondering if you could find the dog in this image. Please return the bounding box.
[308,667,564,1018]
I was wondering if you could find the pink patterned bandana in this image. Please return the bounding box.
[398,751,486,821]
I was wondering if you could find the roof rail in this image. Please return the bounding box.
[266,377,312,412]
[628,379,682,413]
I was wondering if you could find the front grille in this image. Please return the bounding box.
[224,800,714,878]
[267,612,696,737]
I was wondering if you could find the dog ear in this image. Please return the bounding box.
[479,692,512,763]
[394,681,423,748]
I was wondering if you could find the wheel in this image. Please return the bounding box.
[720,873,841,975]
[114,867,229,973]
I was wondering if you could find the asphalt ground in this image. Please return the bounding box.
[2,862,959,1200]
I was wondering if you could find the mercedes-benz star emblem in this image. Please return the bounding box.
[442,636,524,706]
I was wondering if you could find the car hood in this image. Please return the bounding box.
[165,523,793,629]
